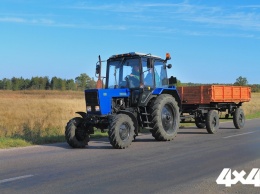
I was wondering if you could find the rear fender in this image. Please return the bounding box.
[152,87,182,110]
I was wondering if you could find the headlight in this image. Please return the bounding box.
[95,106,100,111]
[87,106,91,112]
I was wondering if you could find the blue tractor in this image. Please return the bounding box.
[65,52,181,149]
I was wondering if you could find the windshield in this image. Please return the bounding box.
[107,58,140,89]
[143,59,168,88]
[106,57,168,89]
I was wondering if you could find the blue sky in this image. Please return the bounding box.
[0,0,259,84]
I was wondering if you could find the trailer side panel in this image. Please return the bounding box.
[177,85,251,105]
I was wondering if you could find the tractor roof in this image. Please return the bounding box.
[109,52,162,60]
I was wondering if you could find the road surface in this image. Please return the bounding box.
[0,119,260,194]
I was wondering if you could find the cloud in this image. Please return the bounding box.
[0,16,55,25]
[1,1,260,38]
[69,2,143,13]
[0,17,26,23]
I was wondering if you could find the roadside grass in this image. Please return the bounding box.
[0,91,259,149]
[0,137,32,149]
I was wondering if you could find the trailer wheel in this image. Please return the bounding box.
[233,108,245,129]
[65,117,89,148]
[108,114,135,149]
[149,94,180,141]
[195,117,206,129]
[206,110,219,134]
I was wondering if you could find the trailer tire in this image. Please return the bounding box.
[65,117,89,148]
[195,117,206,128]
[233,108,245,129]
[108,114,135,149]
[149,94,180,141]
[206,110,219,134]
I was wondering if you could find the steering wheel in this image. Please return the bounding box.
[125,75,140,88]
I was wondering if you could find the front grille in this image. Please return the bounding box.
[85,91,98,105]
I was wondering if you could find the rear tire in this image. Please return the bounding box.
[149,94,180,141]
[65,117,89,148]
[233,108,245,129]
[206,110,219,134]
[108,114,135,149]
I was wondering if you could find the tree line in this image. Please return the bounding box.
[0,73,97,91]
[177,76,260,92]
[1,74,259,92]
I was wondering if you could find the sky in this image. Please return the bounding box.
[0,0,260,84]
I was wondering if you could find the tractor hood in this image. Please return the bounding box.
[85,88,130,115]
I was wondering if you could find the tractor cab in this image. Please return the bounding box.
[105,52,171,90]
[102,52,173,107]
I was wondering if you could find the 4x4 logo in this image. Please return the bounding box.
[216,168,260,187]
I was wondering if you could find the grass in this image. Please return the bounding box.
[0,137,32,149]
[0,90,85,148]
[242,92,260,118]
[0,90,259,149]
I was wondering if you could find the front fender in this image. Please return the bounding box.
[76,111,87,118]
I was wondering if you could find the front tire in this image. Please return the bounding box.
[149,94,180,141]
[233,108,245,129]
[206,110,219,134]
[108,114,135,149]
[65,117,89,148]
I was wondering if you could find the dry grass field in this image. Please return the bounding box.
[0,90,86,141]
[242,92,260,117]
[0,90,259,147]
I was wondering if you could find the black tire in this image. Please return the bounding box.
[108,114,135,149]
[65,117,89,148]
[195,117,206,128]
[206,110,219,134]
[149,94,180,141]
[233,108,245,129]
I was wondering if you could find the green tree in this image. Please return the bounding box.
[66,79,77,90]
[251,84,260,92]
[29,76,49,90]
[21,78,30,90]
[7,77,30,90]
[11,77,18,90]
[2,78,12,90]
[234,76,248,86]
[50,77,66,90]
[75,73,91,90]
[88,77,97,89]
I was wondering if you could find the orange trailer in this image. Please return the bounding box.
[177,85,251,134]
[178,85,251,104]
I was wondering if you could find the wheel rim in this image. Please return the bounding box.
[239,113,245,126]
[212,117,217,127]
[161,104,175,134]
[119,122,130,141]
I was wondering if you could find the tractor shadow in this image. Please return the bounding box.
[178,127,208,134]
[178,126,236,134]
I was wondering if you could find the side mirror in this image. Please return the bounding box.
[147,58,154,69]
[169,76,177,85]
[96,64,101,74]
[163,64,172,69]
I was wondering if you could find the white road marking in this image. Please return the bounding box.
[223,131,256,139]
[0,175,34,184]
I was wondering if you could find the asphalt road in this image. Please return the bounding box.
[0,119,260,194]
